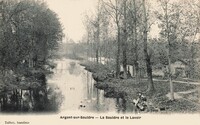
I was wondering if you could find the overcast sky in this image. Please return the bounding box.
[46,0,97,42]
[46,0,161,42]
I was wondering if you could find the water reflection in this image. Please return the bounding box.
[0,59,135,113]
[0,84,62,112]
[81,67,134,113]
[67,62,81,76]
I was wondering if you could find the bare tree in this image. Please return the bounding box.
[102,0,123,78]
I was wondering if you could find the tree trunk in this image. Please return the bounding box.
[96,28,100,64]
[91,37,94,62]
[122,42,127,79]
[15,89,19,110]
[87,31,89,60]
[96,0,101,64]
[142,0,155,93]
[20,89,23,110]
[189,27,198,79]
[105,40,109,65]
[116,23,121,78]
[133,0,140,83]
[99,46,102,64]
[165,2,174,100]
[94,31,99,64]
[96,46,99,64]
[122,0,128,79]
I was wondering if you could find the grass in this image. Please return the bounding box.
[80,61,200,113]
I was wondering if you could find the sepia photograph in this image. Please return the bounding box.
[0,0,200,124]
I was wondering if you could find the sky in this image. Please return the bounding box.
[46,0,160,42]
[46,0,97,42]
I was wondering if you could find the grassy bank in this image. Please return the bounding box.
[80,61,200,113]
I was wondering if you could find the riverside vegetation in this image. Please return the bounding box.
[80,61,200,113]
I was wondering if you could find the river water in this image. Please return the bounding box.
[47,58,134,114]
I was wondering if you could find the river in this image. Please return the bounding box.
[47,58,134,114]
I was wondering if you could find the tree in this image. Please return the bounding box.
[142,0,155,92]
[129,0,142,83]
[0,0,63,111]
[157,0,175,100]
[102,0,123,78]
[182,0,200,79]
[132,0,140,83]
[121,0,128,79]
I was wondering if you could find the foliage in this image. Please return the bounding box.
[0,0,63,112]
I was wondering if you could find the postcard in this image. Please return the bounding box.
[0,0,200,125]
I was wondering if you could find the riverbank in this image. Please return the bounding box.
[80,61,200,113]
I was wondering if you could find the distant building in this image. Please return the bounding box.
[120,65,134,76]
[119,60,189,78]
[171,60,187,77]
[151,60,188,78]
[120,62,147,78]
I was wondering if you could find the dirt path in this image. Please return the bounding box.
[166,89,200,106]
[153,78,200,85]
